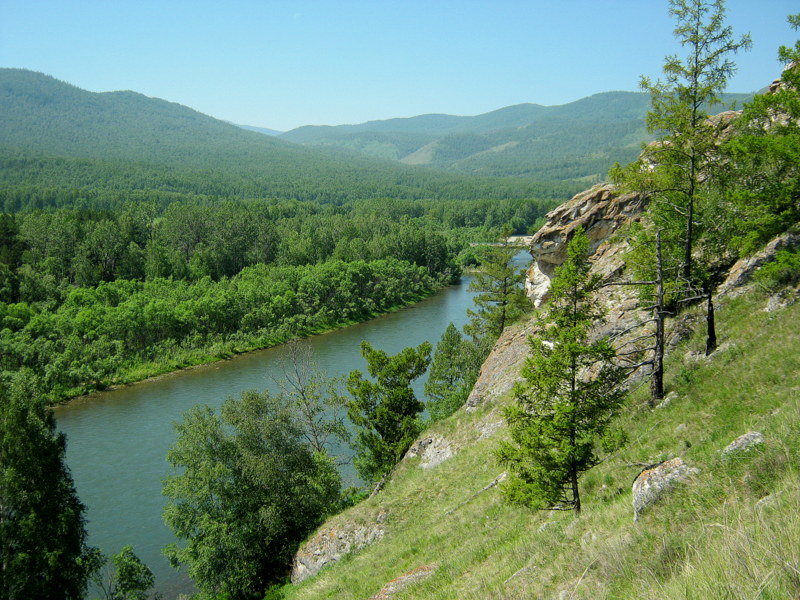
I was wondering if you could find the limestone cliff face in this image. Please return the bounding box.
[468,183,651,412]
[526,183,647,307]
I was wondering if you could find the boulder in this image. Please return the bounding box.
[632,458,699,521]
[405,434,454,469]
[291,512,387,583]
[722,431,764,456]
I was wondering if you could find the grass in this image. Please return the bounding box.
[280,287,800,599]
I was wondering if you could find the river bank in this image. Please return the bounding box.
[64,286,440,405]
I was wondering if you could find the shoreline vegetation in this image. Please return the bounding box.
[2,258,448,405]
[63,283,443,405]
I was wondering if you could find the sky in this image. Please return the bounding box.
[1,1,797,131]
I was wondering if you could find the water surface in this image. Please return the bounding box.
[56,253,530,598]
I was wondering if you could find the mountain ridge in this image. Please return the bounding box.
[0,68,576,203]
[279,91,751,180]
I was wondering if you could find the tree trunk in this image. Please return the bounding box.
[571,468,581,516]
[705,286,717,355]
[651,231,665,405]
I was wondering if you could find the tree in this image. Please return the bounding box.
[465,236,529,340]
[272,339,349,456]
[0,372,95,599]
[424,323,472,422]
[638,0,749,280]
[89,545,159,600]
[496,230,625,515]
[722,14,800,253]
[346,341,432,483]
[612,0,749,355]
[162,390,340,600]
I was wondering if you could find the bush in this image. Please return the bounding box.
[755,249,800,290]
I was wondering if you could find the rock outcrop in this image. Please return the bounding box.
[291,510,388,583]
[632,458,700,521]
[467,183,652,413]
[526,183,647,307]
[716,231,800,298]
[405,434,454,469]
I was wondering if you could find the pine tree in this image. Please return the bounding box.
[346,341,431,483]
[465,237,529,340]
[496,230,625,515]
[424,323,471,422]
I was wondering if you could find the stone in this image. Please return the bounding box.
[291,516,387,583]
[632,458,700,521]
[476,419,504,440]
[405,435,454,469]
[674,423,687,433]
[684,350,705,364]
[764,289,797,313]
[656,391,678,409]
[368,564,437,600]
[722,431,764,456]
[755,491,782,509]
[716,231,800,298]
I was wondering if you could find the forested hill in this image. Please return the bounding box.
[279,91,751,181]
[0,69,575,205]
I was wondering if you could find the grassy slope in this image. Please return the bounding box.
[283,289,799,599]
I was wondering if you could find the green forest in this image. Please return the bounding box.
[0,196,552,401]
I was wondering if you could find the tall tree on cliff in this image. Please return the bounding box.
[0,372,95,600]
[612,0,750,353]
[497,230,625,516]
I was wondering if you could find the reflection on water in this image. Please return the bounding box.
[55,252,530,598]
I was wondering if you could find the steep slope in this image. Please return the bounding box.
[279,92,750,181]
[0,69,574,204]
[280,183,799,600]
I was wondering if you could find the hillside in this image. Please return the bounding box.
[279,183,800,599]
[0,69,576,204]
[280,92,751,181]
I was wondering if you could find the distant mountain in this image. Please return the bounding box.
[237,124,283,136]
[281,92,751,181]
[0,69,576,203]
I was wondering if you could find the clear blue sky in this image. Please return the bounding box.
[1,1,797,131]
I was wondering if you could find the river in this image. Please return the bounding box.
[55,252,530,598]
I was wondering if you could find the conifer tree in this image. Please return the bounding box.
[497,230,624,515]
[425,323,471,422]
[346,341,431,483]
[635,0,750,280]
[722,14,800,253]
[0,373,95,599]
[612,0,750,355]
[465,236,529,340]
